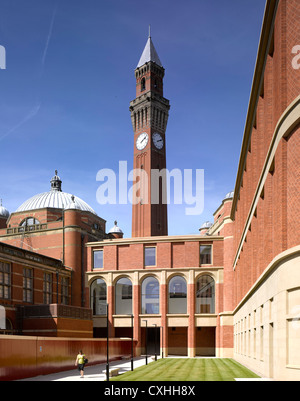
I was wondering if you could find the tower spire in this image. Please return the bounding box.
[136,30,163,69]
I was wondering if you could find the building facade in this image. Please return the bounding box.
[229,0,300,381]
[0,171,108,336]
[0,241,94,338]
[86,0,300,381]
[0,0,299,381]
[86,234,225,357]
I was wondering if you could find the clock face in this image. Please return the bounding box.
[152,133,164,150]
[136,132,149,151]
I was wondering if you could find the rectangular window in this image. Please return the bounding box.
[144,247,156,267]
[61,277,69,305]
[200,245,212,265]
[94,250,103,269]
[23,268,33,303]
[0,262,11,300]
[43,273,52,304]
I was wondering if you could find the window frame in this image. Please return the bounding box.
[93,249,104,269]
[168,275,187,314]
[0,261,11,300]
[200,244,213,266]
[61,276,69,305]
[141,276,160,315]
[23,268,33,303]
[144,246,157,267]
[115,277,133,315]
[196,274,215,314]
[90,278,107,316]
[43,272,53,304]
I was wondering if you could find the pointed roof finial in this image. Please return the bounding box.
[136,28,163,69]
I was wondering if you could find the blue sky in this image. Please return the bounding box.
[0,0,266,236]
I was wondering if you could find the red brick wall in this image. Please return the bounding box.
[0,336,134,381]
[287,126,300,248]
[89,239,222,271]
[232,0,300,307]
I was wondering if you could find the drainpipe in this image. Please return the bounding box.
[81,234,85,308]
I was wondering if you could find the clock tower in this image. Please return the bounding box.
[130,31,170,237]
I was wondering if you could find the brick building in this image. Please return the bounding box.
[0,241,94,338]
[0,171,107,336]
[229,0,300,381]
[0,0,299,381]
[86,0,300,381]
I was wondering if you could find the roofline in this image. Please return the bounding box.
[0,240,67,270]
[230,0,280,221]
[86,234,223,247]
[7,207,106,225]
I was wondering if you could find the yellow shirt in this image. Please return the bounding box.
[77,354,85,365]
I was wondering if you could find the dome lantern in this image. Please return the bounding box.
[16,172,97,216]
[50,170,62,192]
[108,221,124,239]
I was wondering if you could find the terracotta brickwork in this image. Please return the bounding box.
[87,236,225,357]
[0,0,299,381]
[232,0,300,307]
[230,0,300,380]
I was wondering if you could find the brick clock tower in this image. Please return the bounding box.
[130,31,170,237]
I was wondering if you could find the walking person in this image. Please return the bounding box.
[75,350,88,378]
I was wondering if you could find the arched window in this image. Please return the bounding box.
[141,276,159,314]
[196,275,215,314]
[90,278,107,316]
[115,277,132,315]
[141,77,146,92]
[168,276,187,314]
[20,217,40,230]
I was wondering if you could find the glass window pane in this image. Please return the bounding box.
[200,245,212,265]
[115,278,132,315]
[196,275,215,314]
[91,279,107,315]
[94,251,103,269]
[141,277,159,314]
[168,276,187,314]
[145,247,156,266]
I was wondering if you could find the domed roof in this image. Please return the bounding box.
[224,191,234,200]
[108,221,123,234]
[16,171,97,216]
[0,200,9,218]
[200,221,213,230]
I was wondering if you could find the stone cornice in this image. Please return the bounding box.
[86,234,224,247]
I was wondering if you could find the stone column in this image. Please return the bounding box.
[160,270,168,357]
[188,269,196,358]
